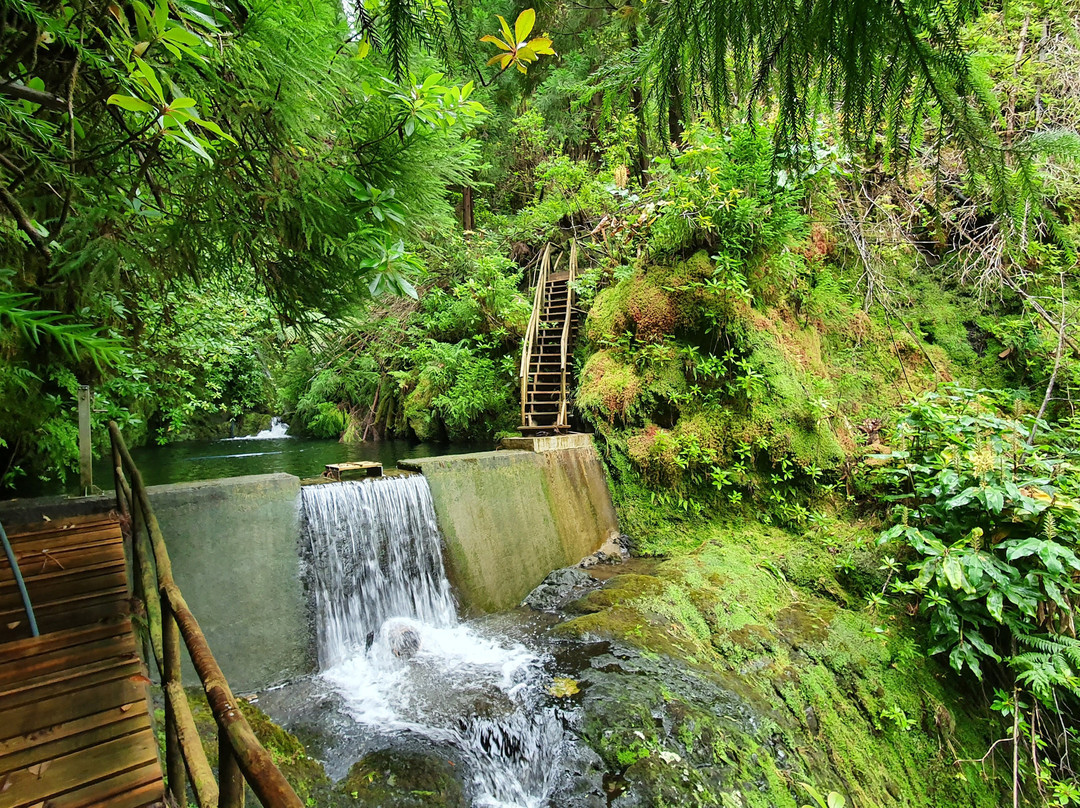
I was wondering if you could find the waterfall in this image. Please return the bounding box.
[301,475,457,667]
[299,476,567,808]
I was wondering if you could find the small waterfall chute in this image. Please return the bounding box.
[226,416,291,440]
[300,475,567,808]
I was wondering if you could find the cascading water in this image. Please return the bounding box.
[300,476,567,807]
[227,416,291,440]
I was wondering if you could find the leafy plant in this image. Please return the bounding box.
[481,9,555,74]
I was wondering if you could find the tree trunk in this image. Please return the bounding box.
[462,185,474,231]
[627,24,650,182]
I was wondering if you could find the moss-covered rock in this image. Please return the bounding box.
[339,749,467,807]
[185,689,331,803]
[553,520,1007,808]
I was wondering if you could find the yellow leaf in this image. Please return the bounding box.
[548,676,580,698]
[497,15,514,44]
[486,53,507,66]
[517,45,538,62]
[514,8,536,44]
[499,53,514,70]
[133,41,149,57]
[480,34,512,51]
[515,60,528,73]
[528,36,554,55]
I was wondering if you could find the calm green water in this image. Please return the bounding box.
[49,434,489,495]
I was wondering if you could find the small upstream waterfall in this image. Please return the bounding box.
[252,416,290,439]
[300,476,566,807]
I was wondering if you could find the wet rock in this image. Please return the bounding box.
[340,748,467,808]
[524,567,601,612]
[548,739,607,808]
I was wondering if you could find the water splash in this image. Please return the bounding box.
[300,476,566,807]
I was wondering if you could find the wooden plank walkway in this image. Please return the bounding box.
[0,515,165,808]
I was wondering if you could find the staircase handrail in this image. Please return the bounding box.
[520,244,552,426]
[558,240,577,427]
[108,421,304,808]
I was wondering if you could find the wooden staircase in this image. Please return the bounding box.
[520,242,578,434]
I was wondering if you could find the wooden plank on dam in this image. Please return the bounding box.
[324,461,383,481]
[0,515,165,808]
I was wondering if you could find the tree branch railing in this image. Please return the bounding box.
[557,239,577,429]
[108,421,304,808]
[519,243,552,428]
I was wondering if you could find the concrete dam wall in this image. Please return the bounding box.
[0,436,618,688]
[401,436,619,613]
[0,473,311,693]
[148,473,311,692]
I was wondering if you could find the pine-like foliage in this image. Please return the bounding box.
[649,0,998,173]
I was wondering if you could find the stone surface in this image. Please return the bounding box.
[524,567,601,612]
[499,433,595,452]
[400,444,619,613]
[341,749,467,808]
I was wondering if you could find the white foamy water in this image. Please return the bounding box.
[300,477,566,807]
[227,416,291,440]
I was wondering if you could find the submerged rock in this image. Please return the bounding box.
[524,567,601,612]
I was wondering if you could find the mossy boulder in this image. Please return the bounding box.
[340,749,467,807]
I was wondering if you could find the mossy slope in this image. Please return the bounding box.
[554,520,1005,808]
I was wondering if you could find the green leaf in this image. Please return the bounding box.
[496,14,514,45]
[107,94,155,113]
[983,488,1004,514]
[134,56,165,102]
[188,116,237,143]
[943,555,968,592]
[162,26,203,49]
[987,590,1004,622]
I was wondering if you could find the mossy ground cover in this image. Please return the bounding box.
[554,517,1007,807]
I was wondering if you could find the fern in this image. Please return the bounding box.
[0,292,124,369]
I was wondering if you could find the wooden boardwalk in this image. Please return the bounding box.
[0,514,165,808]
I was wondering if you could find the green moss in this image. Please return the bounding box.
[563,516,1007,808]
[577,350,646,424]
[183,690,331,803]
[585,281,632,343]
[403,375,438,441]
[339,750,466,807]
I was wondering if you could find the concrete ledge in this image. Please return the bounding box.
[499,433,595,452]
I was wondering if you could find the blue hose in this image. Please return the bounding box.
[1,519,39,637]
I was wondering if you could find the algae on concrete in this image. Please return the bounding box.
[404,443,618,612]
[150,473,314,691]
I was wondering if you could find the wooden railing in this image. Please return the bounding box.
[108,422,303,808]
[557,240,577,427]
[519,243,552,427]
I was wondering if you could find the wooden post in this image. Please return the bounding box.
[462,185,474,231]
[163,607,188,806]
[219,731,246,808]
[78,385,92,493]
